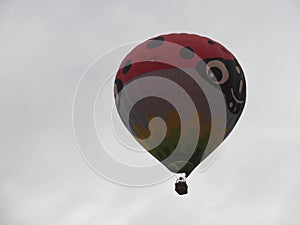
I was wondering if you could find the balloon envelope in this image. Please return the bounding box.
[114,33,246,177]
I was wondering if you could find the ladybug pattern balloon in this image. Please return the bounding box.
[114,33,246,177]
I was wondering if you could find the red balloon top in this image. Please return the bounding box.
[116,33,236,85]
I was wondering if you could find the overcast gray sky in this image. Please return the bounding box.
[1,0,300,224]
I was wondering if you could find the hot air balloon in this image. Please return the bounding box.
[113,33,246,195]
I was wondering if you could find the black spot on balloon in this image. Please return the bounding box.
[195,60,206,75]
[147,36,164,49]
[115,79,123,93]
[207,40,215,44]
[179,46,195,59]
[122,60,131,74]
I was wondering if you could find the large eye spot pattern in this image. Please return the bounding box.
[146,36,165,49]
[206,60,229,85]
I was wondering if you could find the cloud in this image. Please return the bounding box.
[0,0,299,224]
